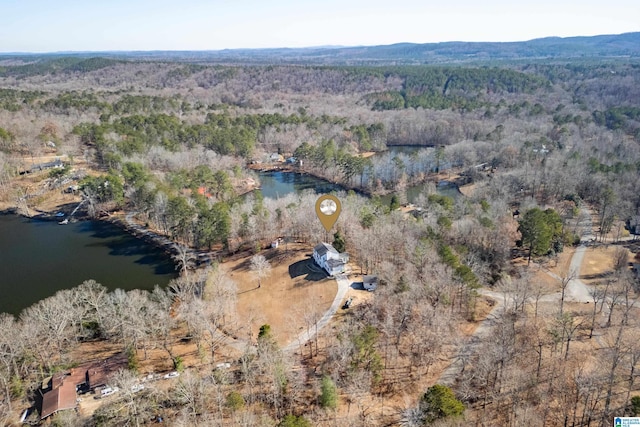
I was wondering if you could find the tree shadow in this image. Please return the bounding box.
[79,221,176,275]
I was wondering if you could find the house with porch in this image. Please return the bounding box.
[313,242,348,276]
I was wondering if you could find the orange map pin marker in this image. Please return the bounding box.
[315,194,341,232]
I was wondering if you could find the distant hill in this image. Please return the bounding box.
[308,32,640,63]
[1,32,639,65]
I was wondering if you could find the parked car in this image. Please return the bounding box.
[163,371,180,379]
[100,386,119,397]
[131,384,145,393]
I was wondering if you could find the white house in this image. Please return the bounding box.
[363,275,378,291]
[313,243,348,276]
[268,153,284,163]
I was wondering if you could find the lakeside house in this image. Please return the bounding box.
[313,242,348,276]
[20,158,65,175]
[40,353,127,420]
[268,153,284,163]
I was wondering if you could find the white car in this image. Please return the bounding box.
[163,371,180,379]
[100,386,119,397]
[216,362,231,369]
[131,384,145,393]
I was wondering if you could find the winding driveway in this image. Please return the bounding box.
[283,274,350,353]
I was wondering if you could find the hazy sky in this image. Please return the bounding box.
[1,0,638,52]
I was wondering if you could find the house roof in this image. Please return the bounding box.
[363,275,378,284]
[40,354,126,419]
[87,352,128,389]
[41,382,77,419]
[327,259,345,268]
[314,242,339,257]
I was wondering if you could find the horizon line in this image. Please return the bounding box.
[0,31,637,56]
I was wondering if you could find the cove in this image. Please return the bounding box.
[0,215,177,316]
[255,146,460,202]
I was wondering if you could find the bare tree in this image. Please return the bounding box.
[588,287,604,339]
[173,246,196,276]
[250,254,271,289]
[559,268,577,316]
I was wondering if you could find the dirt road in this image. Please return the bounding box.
[439,207,598,384]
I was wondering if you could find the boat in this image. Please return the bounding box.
[58,218,69,225]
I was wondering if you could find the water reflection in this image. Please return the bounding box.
[0,215,176,315]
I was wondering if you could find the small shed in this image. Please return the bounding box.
[363,275,378,291]
[269,153,284,163]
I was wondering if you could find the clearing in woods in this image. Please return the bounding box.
[228,243,338,347]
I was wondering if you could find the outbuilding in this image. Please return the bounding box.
[363,275,378,291]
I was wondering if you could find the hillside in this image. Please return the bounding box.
[1,32,639,65]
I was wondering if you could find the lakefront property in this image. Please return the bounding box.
[312,242,348,276]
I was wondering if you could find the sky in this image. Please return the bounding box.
[0,0,639,53]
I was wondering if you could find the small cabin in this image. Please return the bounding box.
[269,153,284,163]
[363,275,378,291]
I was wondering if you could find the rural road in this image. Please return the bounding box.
[283,274,350,353]
[564,207,596,302]
[565,246,592,303]
[439,295,504,386]
[439,207,598,384]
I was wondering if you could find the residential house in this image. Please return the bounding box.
[22,158,64,174]
[313,242,348,276]
[40,373,80,419]
[196,186,212,199]
[39,353,127,419]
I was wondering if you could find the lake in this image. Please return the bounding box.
[256,171,346,199]
[256,146,460,203]
[0,215,177,316]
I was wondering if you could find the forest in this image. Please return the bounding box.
[0,53,640,426]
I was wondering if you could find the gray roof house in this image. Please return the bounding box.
[313,243,348,276]
[363,275,378,291]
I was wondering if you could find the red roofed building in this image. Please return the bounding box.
[41,373,80,419]
[40,353,127,420]
[197,186,212,198]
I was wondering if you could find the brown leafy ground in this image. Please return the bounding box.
[580,244,634,286]
[229,243,338,347]
[51,241,501,423]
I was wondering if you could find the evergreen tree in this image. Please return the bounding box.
[332,231,346,253]
[319,375,338,410]
[419,384,464,423]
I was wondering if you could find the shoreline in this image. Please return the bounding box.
[2,163,468,274]
[251,162,468,199]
